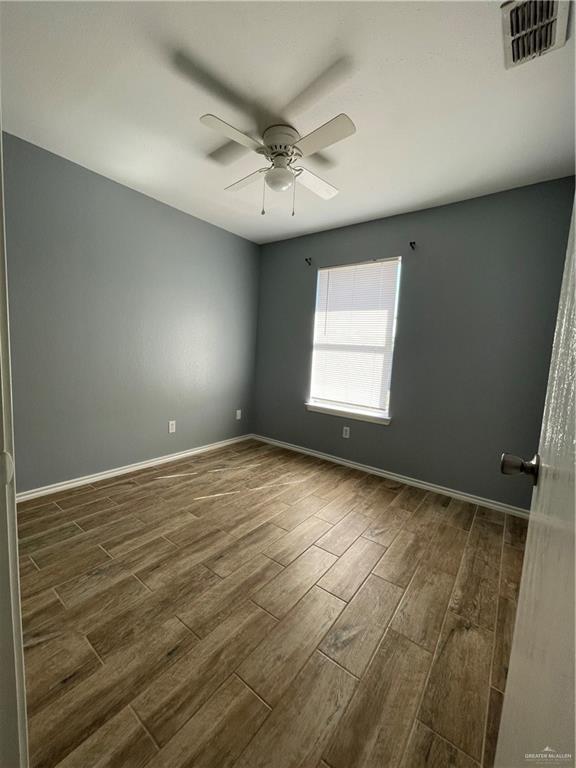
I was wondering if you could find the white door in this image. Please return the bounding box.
[495,202,575,767]
[0,126,29,762]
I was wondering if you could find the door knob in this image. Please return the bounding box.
[500,453,540,485]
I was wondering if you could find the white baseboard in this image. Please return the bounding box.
[253,434,530,519]
[17,431,530,519]
[16,434,255,503]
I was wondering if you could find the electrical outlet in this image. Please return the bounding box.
[236,409,242,421]
[168,420,176,434]
[342,426,350,439]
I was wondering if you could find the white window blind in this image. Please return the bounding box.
[307,258,401,421]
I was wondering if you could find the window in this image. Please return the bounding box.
[306,258,401,424]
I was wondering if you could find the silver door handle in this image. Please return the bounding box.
[500,453,540,486]
[0,451,14,485]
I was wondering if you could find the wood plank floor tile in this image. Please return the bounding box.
[393,485,427,512]
[315,478,361,506]
[18,498,118,538]
[28,617,196,768]
[318,538,385,602]
[492,595,517,692]
[74,496,158,531]
[320,574,403,677]
[55,486,125,512]
[401,720,478,768]
[422,523,469,576]
[238,586,344,705]
[403,497,442,538]
[133,602,276,746]
[205,523,286,577]
[234,652,356,768]
[162,516,223,548]
[17,499,61,519]
[43,576,151,638]
[19,555,39,578]
[371,530,429,587]
[117,536,178,572]
[55,707,158,768]
[483,688,503,768]
[315,511,370,556]
[178,554,283,636]
[264,516,331,566]
[475,507,504,526]
[362,505,410,547]
[419,611,493,761]
[324,629,431,768]
[391,563,455,651]
[145,675,269,768]
[29,516,144,569]
[504,514,528,550]
[420,492,452,514]
[272,494,330,531]
[17,445,521,768]
[19,523,84,555]
[443,499,477,531]
[359,485,401,518]
[252,546,337,618]
[134,499,198,526]
[224,499,293,539]
[314,489,362,524]
[24,632,101,717]
[137,529,233,590]
[21,589,66,636]
[19,486,99,510]
[22,547,112,599]
[54,561,132,606]
[275,476,325,506]
[100,511,195,558]
[449,519,503,630]
[87,566,219,659]
[500,544,524,601]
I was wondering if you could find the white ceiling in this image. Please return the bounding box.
[1,2,574,244]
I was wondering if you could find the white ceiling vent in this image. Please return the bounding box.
[502,1,570,68]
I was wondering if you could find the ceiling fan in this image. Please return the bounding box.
[200,113,356,207]
[169,49,356,213]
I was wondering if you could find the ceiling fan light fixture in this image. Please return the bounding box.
[265,166,294,192]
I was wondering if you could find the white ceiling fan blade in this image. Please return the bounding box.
[200,114,263,152]
[225,168,267,192]
[296,168,338,200]
[294,114,356,157]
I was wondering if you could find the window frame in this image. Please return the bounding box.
[305,256,402,425]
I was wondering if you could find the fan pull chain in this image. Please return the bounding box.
[291,175,296,217]
[261,177,266,216]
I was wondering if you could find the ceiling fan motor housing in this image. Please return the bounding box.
[259,124,302,162]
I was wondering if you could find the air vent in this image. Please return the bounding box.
[501,1,570,68]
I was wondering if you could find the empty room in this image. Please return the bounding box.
[0,2,574,767]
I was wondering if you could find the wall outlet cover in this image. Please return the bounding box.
[168,420,176,434]
[342,426,350,439]
[236,409,242,420]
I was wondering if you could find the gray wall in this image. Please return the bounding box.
[254,177,575,509]
[4,131,573,507]
[4,133,259,492]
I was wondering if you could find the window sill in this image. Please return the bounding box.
[305,402,391,425]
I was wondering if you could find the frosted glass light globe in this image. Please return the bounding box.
[265,167,293,192]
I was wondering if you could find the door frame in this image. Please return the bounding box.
[0,99,29,767]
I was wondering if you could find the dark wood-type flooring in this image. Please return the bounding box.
[16,439,528,768]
